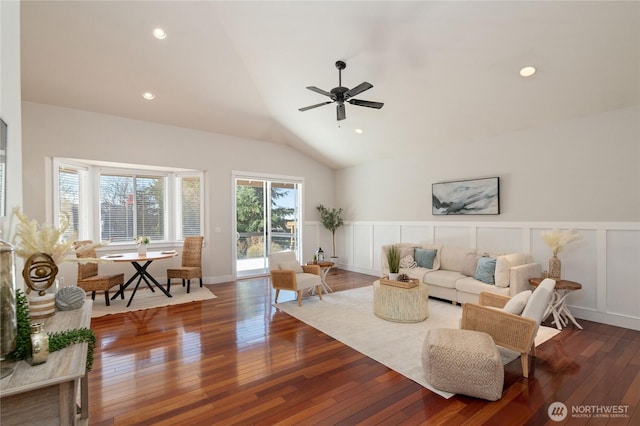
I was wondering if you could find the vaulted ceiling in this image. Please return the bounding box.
[20,1,639,169]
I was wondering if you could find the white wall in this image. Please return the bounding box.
[333,107,640,330]
[336,107,640,222]
[21,102,335,283]
[1,0,23,228]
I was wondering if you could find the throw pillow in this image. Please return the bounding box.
[494,253,528,288]
[461,253,482,277]
[474,257,497,285]
[399,255,417,269]
[503,290,532,315]
[279,260,303,274]
[415,248,437,269]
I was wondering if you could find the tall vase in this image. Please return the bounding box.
[549,256,561,280]
[138,243,147,256]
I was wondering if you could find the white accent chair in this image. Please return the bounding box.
[268,251,323,306]
[461,278,556,378]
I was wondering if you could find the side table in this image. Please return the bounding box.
[529,278,583,330]
[373,280,429,323]
[306,261,334,294]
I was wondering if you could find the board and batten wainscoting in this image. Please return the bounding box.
[304,221,640,331]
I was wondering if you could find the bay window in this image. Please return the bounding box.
[53,158,203,245]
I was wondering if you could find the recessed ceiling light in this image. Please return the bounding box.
[520,66,536,77]
[355,128,364,134]
[142,92,155,100]
[153,28,166,40]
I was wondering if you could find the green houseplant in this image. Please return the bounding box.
[386,244,401,280]
[316,204,344,261]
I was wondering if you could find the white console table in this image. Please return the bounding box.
[0,300,92,425]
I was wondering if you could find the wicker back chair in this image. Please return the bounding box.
[166,236,204,293]
[461,278,556,378]
[74,240,124,306]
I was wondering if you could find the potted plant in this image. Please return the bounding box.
[387,244,401,280]
[316,204,344,266]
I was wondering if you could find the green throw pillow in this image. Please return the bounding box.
[474,257,496,285]
[414,248,437,269]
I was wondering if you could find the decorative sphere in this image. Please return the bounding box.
[55,286,85,311]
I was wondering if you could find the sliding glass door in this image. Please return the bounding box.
[234,175,302,278]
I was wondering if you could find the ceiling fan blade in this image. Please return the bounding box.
[344,82,373,99]
[348,99,384,109]
[306,86,332,97]
[337,104,346,121]
[299,101,333,112]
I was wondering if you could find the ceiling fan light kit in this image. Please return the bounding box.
[299,60,384,121]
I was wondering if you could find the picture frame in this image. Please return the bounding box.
[432,177,500,215]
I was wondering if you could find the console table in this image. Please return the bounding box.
[0,300,92,425]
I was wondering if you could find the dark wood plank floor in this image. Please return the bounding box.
[87,269,640,425]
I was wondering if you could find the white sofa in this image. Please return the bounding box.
[381,243,541,304]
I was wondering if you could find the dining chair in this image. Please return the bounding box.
[73,240,124,306]
[166,236,204,293]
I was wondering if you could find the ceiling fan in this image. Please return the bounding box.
[299,60,384,121]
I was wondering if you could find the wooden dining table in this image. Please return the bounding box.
[101,251,178,307]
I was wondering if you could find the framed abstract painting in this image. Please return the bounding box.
[432,177,499,215]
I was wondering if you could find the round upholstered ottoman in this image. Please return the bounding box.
[422,328,504,401]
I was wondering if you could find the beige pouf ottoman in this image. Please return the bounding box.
[422,328,504,401]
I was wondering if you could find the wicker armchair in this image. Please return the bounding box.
[461,278,556,378]
[74,240,124,306]
[268,251,323,306]
[167,236,204,293]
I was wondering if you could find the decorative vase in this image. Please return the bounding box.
[0,240,17,378]
[388,272,399,281]
[549,256,561,280]
[26,322,49,366]
[138,244,147,256]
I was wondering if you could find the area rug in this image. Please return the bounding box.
[274,286,560,398]
[91,285,217,318]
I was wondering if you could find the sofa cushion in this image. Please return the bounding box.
[474,257,496,284]
[461,253,482,277]
[494,253,528,288]
[503,290,532,315]
[456,276,510,297]
[439,246,476,272]
[415,248,437,269]
[399,267,428,282]
[423,270,463,289]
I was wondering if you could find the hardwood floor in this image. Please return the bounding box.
[87,269,640,425]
